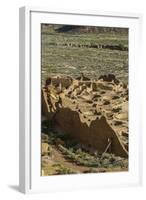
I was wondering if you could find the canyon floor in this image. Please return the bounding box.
[41,74,128,176]
[41,25,128,176]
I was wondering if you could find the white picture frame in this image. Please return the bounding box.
[19,6,143,194]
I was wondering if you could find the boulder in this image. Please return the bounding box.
[41,143,50,156]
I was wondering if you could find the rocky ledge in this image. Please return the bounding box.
[42,74,128,158]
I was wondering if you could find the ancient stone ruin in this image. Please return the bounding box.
[42,74,128,158]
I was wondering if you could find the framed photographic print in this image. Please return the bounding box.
[19,7,143,193]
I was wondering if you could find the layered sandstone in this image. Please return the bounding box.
[42,74,128,158]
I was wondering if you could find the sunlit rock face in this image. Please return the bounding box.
[42,74,128,158]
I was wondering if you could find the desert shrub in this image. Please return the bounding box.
[68,147,74,153]
[118,43,125,51]
[58,144,100,167]
[53,163,77,174]
[83,168,97,173]
[76,148,82,154]
[41,133,49,143]
[58,144,128,169]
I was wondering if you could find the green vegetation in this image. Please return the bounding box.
[58,144,127,169]
[41,120,128,175]
[41,24,129,175]
[41,25,128,85]
[58,144,100,167]
[41,119,128,171]
[52,163,77,174]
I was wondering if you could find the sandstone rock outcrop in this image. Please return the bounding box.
[42,74,128,158]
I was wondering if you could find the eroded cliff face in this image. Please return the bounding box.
[42,74,128,158]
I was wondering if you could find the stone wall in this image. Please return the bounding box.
[54,107,128,157]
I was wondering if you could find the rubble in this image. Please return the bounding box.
[42,74,128,158]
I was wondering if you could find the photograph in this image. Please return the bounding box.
[41,24,129,176]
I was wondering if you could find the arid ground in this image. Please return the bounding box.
[41,24,128,176]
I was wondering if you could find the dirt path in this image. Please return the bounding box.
[42,144,127,175]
